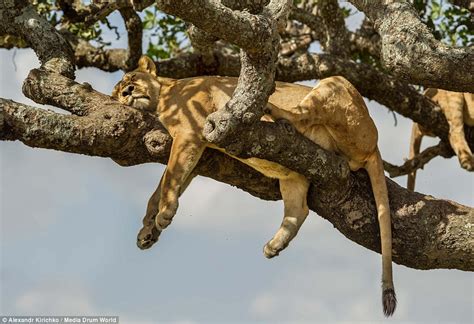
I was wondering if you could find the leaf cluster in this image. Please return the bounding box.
[142,6,188,60]
[412,0,473,46]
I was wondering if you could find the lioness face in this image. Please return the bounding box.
[112,71,161,111]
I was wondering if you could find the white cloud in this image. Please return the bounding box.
[15,280,95,314]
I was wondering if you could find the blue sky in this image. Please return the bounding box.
[1,5,473,324]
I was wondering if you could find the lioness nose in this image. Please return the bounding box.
[122,85,134,97]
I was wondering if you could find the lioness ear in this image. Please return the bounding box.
[137,55,157,76]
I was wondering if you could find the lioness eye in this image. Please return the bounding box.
[122,85,134,97]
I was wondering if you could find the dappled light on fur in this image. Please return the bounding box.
[113,57,397,315]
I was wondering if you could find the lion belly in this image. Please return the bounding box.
[208,144,296,179]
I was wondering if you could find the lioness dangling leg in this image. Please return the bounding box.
[154,134,206,231]
[137,173,196,249]
[365,149,396,316]
[263,173,310,258]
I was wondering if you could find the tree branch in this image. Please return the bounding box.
[177,0,292,146]
[0,0,75,77]
[155,0,274,53]
[317,0,350,56]
[349,0,474,92]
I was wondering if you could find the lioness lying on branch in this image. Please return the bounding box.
[112,55,397,316]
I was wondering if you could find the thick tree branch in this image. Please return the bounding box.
[1,94,472,271]
[0,0,75,78]
[195,1,292,146]
[349,0,474,92]
[317,0,350,56]
[155,0,274,52]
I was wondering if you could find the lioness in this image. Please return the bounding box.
[112,55,397,316]
[407,89,474,191]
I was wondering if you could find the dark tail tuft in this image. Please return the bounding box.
[382,288,397,317]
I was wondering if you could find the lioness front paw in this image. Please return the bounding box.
[263,238,289,259]
[263,242,280,259]
[137,225,160,250]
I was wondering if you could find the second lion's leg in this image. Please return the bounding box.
[407,123,424,191]
[263,173,310,258]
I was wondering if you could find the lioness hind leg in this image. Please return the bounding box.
[365,149,396,317]
[443,95,474,171]
[155,135,206,231]
[137,173,196,250]
[263,173,310,259]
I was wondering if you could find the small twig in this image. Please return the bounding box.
[103,18,120,41]
[12,48,17,72]
[384,141,453,178]
[83,3,122,27]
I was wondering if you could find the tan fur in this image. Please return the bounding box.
[407,89,474,191]
[113,56,397,316]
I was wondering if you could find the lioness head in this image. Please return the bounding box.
[112,55,161,111]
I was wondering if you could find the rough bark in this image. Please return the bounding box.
[317,0,350,56]
[349,0,474,92]
[0,0,75,78]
